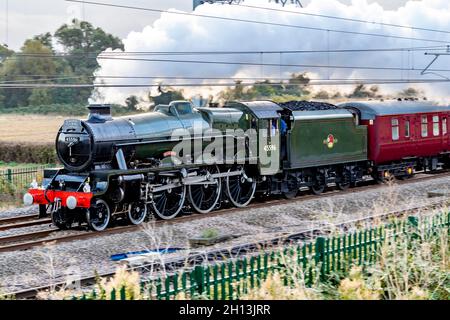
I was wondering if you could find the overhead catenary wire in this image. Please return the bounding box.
[2,75,450,84]
[235,3,450,36]
[77,56,450,73]
[4,55,450,73]
[5,51,450,74]
[65,0,450,45]
[2,78,450,89]
[2,45,446,57]
[0,75,444,80]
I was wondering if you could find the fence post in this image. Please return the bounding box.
[408,216,418,227]
[315,237,326,280]
[119,286,126,300]
[193,265,205,297]
[6,169,12,183]
[407,216,420,240]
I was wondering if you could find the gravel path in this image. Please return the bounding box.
[1,173,449,296]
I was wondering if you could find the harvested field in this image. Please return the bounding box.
[0,115,65,144]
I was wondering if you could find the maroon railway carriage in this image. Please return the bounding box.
[341,100,450,180]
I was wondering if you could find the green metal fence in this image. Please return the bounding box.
[0,165,55,192]
[76,212,450,301]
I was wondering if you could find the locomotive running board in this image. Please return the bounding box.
[149,170,244,193]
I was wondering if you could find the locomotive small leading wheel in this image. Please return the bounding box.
[86,199,111,231]
[188,166,222,214]
[225,165,256,208]
[127,201,148,225]
[150,184,186,220]
[51,207,72,230]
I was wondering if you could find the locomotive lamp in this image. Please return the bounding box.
[23,193,34,206]
[66,196,78,210]
[83,181,91,193]
[30,179,38,189]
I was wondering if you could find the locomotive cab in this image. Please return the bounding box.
[225,101,283,176]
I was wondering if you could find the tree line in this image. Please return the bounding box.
[0,19,426,113]
[0,19,123,109]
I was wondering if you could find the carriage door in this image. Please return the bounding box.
[441,116,448,149]
[258,118,280,175]
[403,116,412,154]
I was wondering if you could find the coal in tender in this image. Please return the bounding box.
[279,100,340,112]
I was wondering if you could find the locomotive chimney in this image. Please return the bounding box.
[87,104,113,123]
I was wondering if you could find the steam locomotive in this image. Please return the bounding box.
[24,99,450,231]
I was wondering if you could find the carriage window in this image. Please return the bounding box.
[404,120,410,138]
[391,118,399,141]
[443,118,447,135]
[421,116,428,137]
[433,116,440,136]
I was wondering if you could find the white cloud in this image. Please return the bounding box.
[93,0,450,104]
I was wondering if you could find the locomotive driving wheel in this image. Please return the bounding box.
[150,178,186,220]
[188,166,222,214]
[225,165,256,208]
[127,201,148,225]
[86,199,111,231]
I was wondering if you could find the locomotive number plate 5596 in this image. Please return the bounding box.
[65,137,80,143]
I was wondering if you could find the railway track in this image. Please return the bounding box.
[0,214,38,225]
[8,196,448,300]
[0,229,58,247]
[0,217,52,232]
[1,170,449,255]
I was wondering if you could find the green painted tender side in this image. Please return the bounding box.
[286,110,368,169]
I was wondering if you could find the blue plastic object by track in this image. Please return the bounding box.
[110,248,183,261]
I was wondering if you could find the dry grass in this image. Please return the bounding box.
[0,115,64,144]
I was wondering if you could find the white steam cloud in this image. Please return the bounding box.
[93,0,450,105]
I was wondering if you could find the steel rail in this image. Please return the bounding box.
[0,218,52,232]
[0,214,39,225]
[0,229,58,246]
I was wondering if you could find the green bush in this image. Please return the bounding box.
[201,228,219,239]
[0,142,57,163]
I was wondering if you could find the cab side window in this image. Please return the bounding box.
[270,119,278,137]
[391,118,399,141]
[421,116,428,137]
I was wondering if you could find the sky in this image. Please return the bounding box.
[1,0,418,50]
[1,0,449,103]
